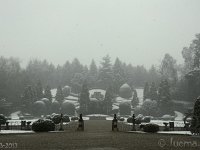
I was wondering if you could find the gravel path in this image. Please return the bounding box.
[0,120,199,150]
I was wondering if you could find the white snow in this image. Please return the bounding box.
[115,97,131,104]
[65,96,78,101]
[128,131,192,135]
[136,88,144,106]
[158,131,192,135]
[51,88,57,97]
[89,89,106,97]
[10,111,21,120]
[174,111,185,121]
[0,130,34,134]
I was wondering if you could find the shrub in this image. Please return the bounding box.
[41,98,51,114]
[134,100,158,116]
[52,114,61,124]
[63,115,70,122]
[32,119,55,132]
[119,102,131,116]
[143,124,159,133]
[63,86,71,97]
[33,101,47,116]
[52,114,70,124]
[119,117,125,121]
[61,101,75,115]
[71,116,79,121]
[51,100,60,114]
[119,83,132,99]
[142,116,151,123]
[0,114,7,124]
[127,117,141,124]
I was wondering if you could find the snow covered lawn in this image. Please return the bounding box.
[0,130,34,134]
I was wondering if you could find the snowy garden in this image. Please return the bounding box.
[0,81,199,136]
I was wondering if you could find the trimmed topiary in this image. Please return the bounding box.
[51,100,60,114]
[52,114,70,124]
[119,102,131,116]
[119,83,132,99]
[61,101,75,115]
[0,114,7,124]
[127,117,141,124]
[119,117,125,121]
[32,119,55,132]
[142,116,151,123]
[71,116,79,121]
[33,101,47,116]
[143,123,159,133]
[52,114,62,124]
[63,115,70,122]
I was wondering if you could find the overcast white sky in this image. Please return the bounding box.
[0,0,200,68]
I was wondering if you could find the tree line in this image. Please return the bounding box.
[1,33,200,108]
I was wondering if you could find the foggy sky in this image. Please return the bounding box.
[0,0,200,68]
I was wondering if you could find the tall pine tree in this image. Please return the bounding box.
[143,82,150,100]
[44,85,52,101]
[98,55,113,90]
[104,86,113,114]
[55,86,64,104]
[113,58,125,94]
[149,82,158,101]
[79,81,90,114]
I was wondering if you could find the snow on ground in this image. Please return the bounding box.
[86,114,109,117]
[128,131,192,135]
[158,131,192,135]
[150,120,185,127]
[10,111,21,120]
[136,88,143,106]
[89,89,106,97]
[174,111,185,121]
[65,96,78,101]
[0,130,34,134]
[115,97,131,104]
[51,88,57,98]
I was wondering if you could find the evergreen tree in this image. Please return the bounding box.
[143,82,150,100]
[79,81,90,114]
[98,55,113,90]
[193,34,200,68]
[149,82,158,101]
[191,96,200,134]
[113,58,125,94]
[132,89,139,108]
[104,86,113,114]
[158,79,172,115]
[35,80,43,100]
[21,85,36,112]
[44,85,52,101]
[88,59,98,88]
[148,65,160,84]
[55,86,64,104]
[160,53,178,85]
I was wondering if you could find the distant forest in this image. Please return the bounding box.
[0,33,200,106]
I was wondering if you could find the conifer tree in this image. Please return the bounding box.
[55,86,64,104]
[104,86,113,114]
[158,79,172,115]
[79,81,90,114]
[149,82,158,101]
[44,85,52,101]
[143,82,150,100]
[35,80,43,99]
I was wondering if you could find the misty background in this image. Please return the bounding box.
[1,0,200,68]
